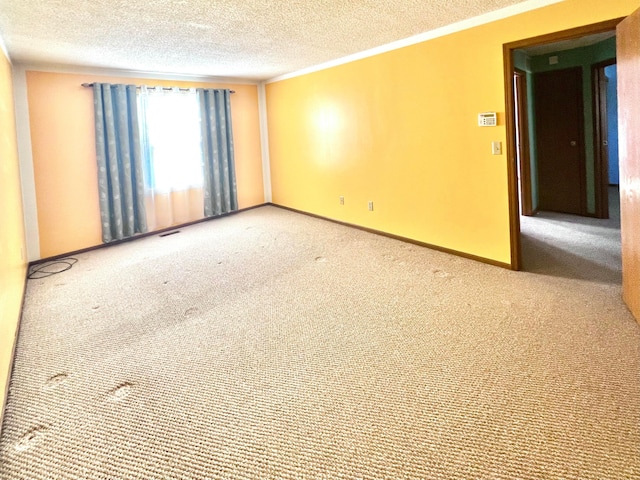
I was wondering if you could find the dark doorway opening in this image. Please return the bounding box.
[593,60,619,219]
[513,69,533,216]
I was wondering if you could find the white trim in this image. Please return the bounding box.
[16,62,259,85]
[12,65,40,261]
[257,82,272,203]
[267,0,565,83]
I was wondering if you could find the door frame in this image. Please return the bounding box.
[503,18,625,270]
[514,68,534,216]
[592,58,617,219]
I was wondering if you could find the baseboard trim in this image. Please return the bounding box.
[1,267,29,428]
[31,199,511,268]
[268,203,511,269]
[31,203,268,266]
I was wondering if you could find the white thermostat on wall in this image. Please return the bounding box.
[478,112,497,127]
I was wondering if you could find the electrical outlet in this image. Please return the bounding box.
[339,196,344,205]
[492,141,502,155]
[368,201,374,211]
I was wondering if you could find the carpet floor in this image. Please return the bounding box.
[1,205,638,479]
[520,186,622,284]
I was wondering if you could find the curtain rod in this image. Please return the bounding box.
[81,83,235,94]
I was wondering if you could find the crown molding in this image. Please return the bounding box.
[267,0,565,83]
[15,62,260,85]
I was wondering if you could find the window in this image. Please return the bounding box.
[92,82,237,241]
[138,87,204,193]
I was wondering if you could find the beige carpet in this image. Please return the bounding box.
[1,205,638,479]
[520,186,622,284]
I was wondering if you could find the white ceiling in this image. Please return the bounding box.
[520,31,616,56]
[0,0,539,81]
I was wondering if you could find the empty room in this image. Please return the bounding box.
[1,0,639,478]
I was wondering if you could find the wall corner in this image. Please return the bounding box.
[257,81,272,203]
[12,65,40,261]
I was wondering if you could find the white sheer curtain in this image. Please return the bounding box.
[138,86,205,231]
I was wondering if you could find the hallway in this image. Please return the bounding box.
[520,187,621,284]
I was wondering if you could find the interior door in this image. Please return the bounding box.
[534,67,586,215]
[617,10,640,321]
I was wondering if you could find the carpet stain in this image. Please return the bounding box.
[432,269,451,278]
[44,373,68,389]
[108,382,133,401]
[315,256,327,263]
[15,426,48,452]
[184,307,201,317]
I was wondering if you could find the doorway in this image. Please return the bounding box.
[513,69,533,216]
[593,60,619,219]
[503,18,624,270]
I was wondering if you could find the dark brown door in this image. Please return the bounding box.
[534,67,586,215]
[617,10,640,322]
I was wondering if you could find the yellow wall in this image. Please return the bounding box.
[26,72,264,259]
[0,49,27,421]
[266,0,637,265]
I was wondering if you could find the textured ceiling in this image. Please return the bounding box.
[0,0,532,80]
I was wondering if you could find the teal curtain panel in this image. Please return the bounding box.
[93,83,148,242]
[198,89,238,217]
